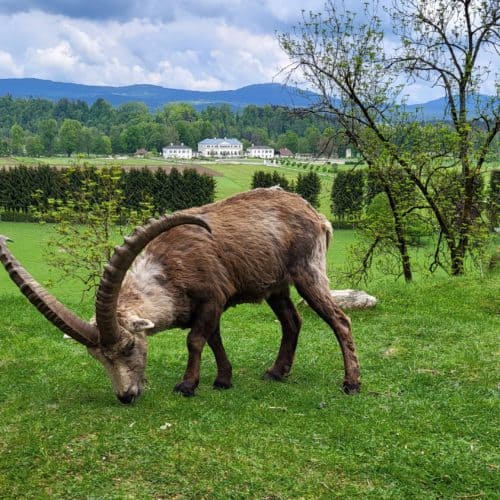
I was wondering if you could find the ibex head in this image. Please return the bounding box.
[0,214,210,404]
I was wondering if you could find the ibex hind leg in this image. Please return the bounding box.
[293,270,361,394]
[264,288,302,381]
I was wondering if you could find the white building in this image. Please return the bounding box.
[198,137,243,157]
[247,145,275,159]
[162,144,193,159]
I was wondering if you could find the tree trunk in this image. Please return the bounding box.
[384,185,413,282]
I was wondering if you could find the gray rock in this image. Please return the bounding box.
[300,289,377,309]
[329,289,377,309]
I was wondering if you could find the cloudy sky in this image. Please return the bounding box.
[0,1,497,104]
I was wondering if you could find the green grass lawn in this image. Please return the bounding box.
[0,220,498,498]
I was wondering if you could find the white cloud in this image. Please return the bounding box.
[0,2,496,103]
[28,41,78,72]
[0,50,23,77]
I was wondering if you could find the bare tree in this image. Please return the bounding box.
[279,0,499,276]
[390,0,500,274]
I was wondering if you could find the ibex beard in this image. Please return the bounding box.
[0,188,361,404]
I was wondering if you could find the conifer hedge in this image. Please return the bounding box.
[0,164,215,221]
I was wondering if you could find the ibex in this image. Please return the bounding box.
[0,188,360,404]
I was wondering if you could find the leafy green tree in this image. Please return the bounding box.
[93,134,112,156]
[53,98,89,123]
[38,118,58,155]
[25,135,44,157]
[316,127,338,157]
[116,102,150,125]
[159,125,180,147]
[175,122,195,149]
[120,124,146,153]
[0,138,9,156]
[277,130,299,153]
[164,103,197,122]
[109,125,125,154]
[304,126,321,153]
[10,124,25,155]
[0,95,16,130]
[88,98,115,132]
[59,119,82,157]
[143,122,167,152]
[80,127,99,156]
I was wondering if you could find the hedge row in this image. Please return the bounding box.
[331,168,493,227]
[251,170,322,208]
[0,164,215,221]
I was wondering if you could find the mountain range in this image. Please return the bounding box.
[0,78,494,120]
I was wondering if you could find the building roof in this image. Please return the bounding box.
[248,145,273,150]
[279,148,293,156]
[163,144,192,150]
[199,137,242,146]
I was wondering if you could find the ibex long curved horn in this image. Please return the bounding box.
[95,214,211,346]
[0,235,99,346]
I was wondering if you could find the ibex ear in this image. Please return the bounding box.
[130,318,155,333]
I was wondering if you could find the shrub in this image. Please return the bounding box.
[296,171,321,208]
[251,170,291,191]
[488,169,499,230]
[331,170,365,221]
[0,164,216,218]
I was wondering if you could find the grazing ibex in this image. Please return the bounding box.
[0,188,360,404]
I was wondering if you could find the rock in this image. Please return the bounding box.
[329,289,377,309]
[299,289,377,309]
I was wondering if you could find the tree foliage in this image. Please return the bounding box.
[0,95,338,157]
[0,164,216,221]
[31,166,152,295]
[295,171,322,208]
[251,170,292,190]
[26,164,215,295]
[279,0,499,278]
[331,170,364,222]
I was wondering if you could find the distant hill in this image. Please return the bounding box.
[0,78,494,119]
[0,78,319,110]
[405,95,495,120]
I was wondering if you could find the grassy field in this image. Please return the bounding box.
[0,157,499,497]
[0,220,499,498]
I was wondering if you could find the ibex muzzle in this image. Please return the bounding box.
[0,188,360,404]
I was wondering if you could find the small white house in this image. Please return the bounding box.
[247,145,275,159]
[198,137,243,157]
[162,143,193,159]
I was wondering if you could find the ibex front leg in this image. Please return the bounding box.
[208,325,233,389]
[174,303,222,396]
[264,288,302,381]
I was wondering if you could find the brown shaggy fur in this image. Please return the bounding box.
[106,188,360,400]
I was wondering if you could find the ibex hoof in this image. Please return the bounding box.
[213,379,232,390]
[343,381,361,395]
[173,381,197,397]
[262,369,286,382]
